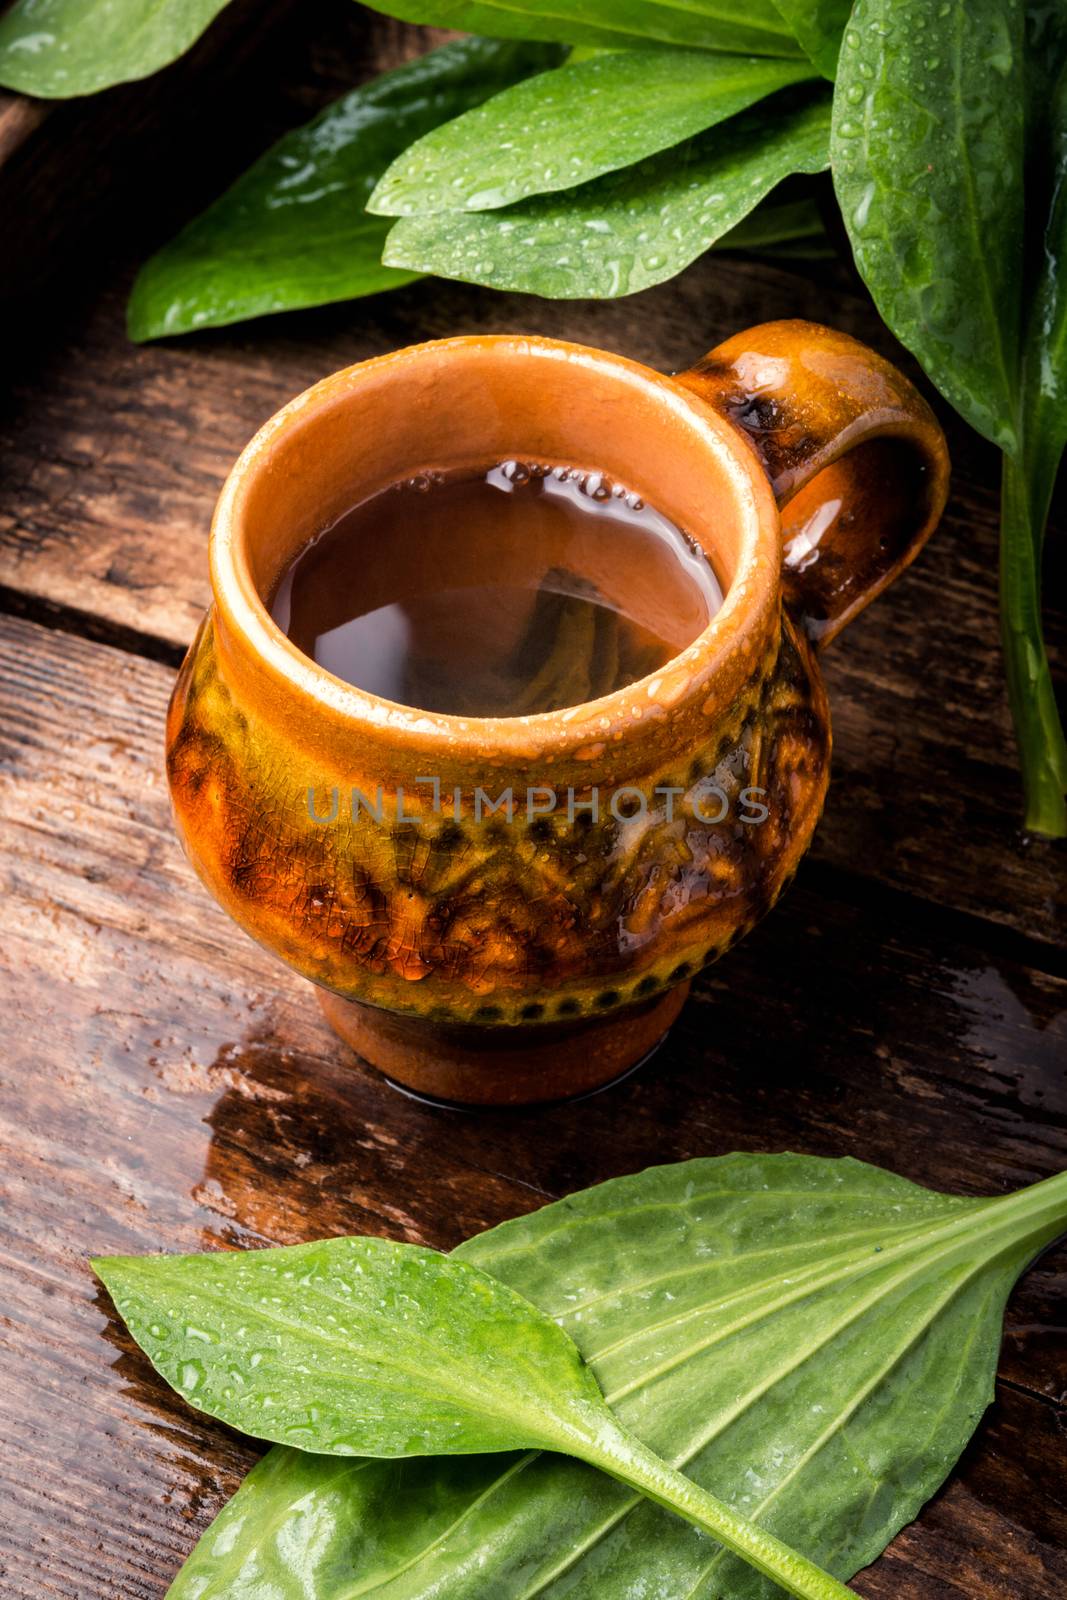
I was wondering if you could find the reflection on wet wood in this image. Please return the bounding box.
[0,613,1064,1597]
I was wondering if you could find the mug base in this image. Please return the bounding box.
[316,982,691,1108]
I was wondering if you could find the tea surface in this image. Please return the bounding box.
[271,462,722,717]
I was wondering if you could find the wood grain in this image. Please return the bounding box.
[1,610,1064,1598]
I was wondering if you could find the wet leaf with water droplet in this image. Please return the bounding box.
[831,0,1067,832]
[126,38,564,341]
[369,49,815,216]
[383,90,832,297]
[94,1214,862,1600]
[0,0,231,97]
[831,0,1024,451]
[96,1233,614,1459]
[147,1154,1067,1600]
[769,0,852,78]
[361,0,805,57]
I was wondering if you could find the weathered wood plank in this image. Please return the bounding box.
[0,612,1064,1598]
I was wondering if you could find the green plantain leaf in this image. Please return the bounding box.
[716,195,832,254]
[369,49,815,216]
[361,0,806,58]
[157,1153,1067,1599]
[0,0,231,97]
[94,1236,615,1458]
[770,0,850,78]
[999,11,1067,833]
[1021,10,1067,509]
[831,0,1025,452]
[127,38,563,342]
[383,91,831,298]
[97,1227,858,1600]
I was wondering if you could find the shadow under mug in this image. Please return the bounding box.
[167,322,949,1106]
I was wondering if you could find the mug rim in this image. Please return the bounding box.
[210,334,781,768]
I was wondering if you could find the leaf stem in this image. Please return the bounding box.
[979,1166,1067,1250]
[581,1424,857,1600]
[1000,447,1067,837]
[574,1169,1067,1599]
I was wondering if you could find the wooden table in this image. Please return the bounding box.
[1,7,1064,1596]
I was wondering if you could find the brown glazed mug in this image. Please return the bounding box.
[167,322,949,1106]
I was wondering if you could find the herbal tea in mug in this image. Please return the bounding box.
[167,326,949,1104]
[270,460,723,718]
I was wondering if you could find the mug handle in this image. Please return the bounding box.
[676,319,950,646]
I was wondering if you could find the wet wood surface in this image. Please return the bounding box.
[0,5,1065,1597]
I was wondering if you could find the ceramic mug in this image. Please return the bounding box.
[167,322,949,1106]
